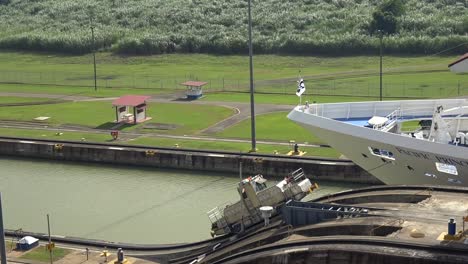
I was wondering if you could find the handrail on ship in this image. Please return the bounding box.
[373,108,401,130]
[302,104,319,116]
[301,99,468,120]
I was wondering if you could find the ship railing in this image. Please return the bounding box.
[207,206,224,224]
[373,108,401,130]
[305,100,468,120]
[306,104,321,116]
[207,202,231,225]
[289,168,306,182]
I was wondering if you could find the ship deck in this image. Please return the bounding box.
[336,115,459,127]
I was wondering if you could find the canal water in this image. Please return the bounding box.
[0,157,368,244]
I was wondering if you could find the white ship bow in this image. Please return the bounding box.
[288,99,468,187]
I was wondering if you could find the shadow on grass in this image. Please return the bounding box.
[172,97,194,102]
[95,122,137,130]
[172,95,207,102]
[95,122,116,130]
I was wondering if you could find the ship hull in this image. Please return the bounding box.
[288,108,468,187]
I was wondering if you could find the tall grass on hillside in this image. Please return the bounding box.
[0,0,466,55]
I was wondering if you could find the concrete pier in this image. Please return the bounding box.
[0,137,380,184]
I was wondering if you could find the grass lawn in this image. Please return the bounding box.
[0,101,235,135]
[0,83,170,98]
[0,52,454,81]
[20,246,70,262]
[0,101,116,127]
[310,71,466,98]
[0,52,464,98]
[217,112,323,144]
[0,52,462,157]
[127,103,235,135]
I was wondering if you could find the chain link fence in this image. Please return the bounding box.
[0,70,466,99]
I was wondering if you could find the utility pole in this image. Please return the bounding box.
[378,30,383,101]
[91,26,97,91]
[47,214,53,264]
[247,0,256,152]
[239,157,243,181]
[0,193,7,264]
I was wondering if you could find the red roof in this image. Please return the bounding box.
[448,53,468,67]
[112,95,151,106]
[181,81,208,87]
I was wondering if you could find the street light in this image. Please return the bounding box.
[90,26,97,91]
[247,0,256,152]
[0,193,7,264]
[378,30,383,101]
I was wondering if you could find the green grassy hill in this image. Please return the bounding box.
[0,0,466,55]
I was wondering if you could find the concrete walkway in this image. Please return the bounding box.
[0,92,93,101]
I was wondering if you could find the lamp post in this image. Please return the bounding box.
[378,30,383,101]
[0,193,7,264]
[91,26,97,91]
[248,0,256,152]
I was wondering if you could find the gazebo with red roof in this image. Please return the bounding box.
[448,53,468,73]
[181,81,207,100]
[112,95,151,124]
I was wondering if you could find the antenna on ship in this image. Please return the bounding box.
[296,70,306,105]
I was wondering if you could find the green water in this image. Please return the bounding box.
[0,157,367,244]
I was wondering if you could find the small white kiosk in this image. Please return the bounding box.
[181,81,207,100]
[112,95,151,124]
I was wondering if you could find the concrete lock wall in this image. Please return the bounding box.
[0,139,381,184]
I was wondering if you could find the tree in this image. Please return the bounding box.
[452,15,468,35]
[369,0,405,35]
[370,10,398,35]
[379,0,405,17]
[0,0,10,5]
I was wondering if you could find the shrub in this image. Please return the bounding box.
[0,0,465,55]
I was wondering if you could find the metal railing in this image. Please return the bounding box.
[0,70,466,98]
[289,168,306,182]
[373,108,401,130]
